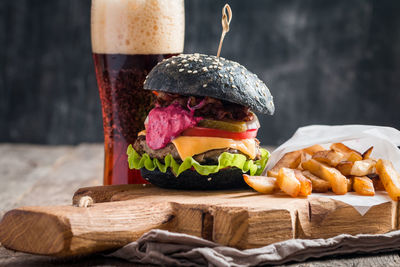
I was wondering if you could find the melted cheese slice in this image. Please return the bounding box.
[171,136,256,160]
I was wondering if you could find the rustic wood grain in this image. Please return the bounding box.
[1,184,398,257]
[77,185,399,245]
[0,200,174,256]
[0,144,103,219]
[1,144,400,266]
[0,144,73,218]
[2,245,399,267]
[279,253,400,267]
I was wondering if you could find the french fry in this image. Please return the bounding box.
[267,150,303,178]
[347,177,353,192]
[368,174,385,191]
[277,168,301,197]
[362,146,374,160]
[376,159,400,201]
[353,176,375,196]
[350,159,376,176]
[331,143,362,162]
[303,144,325,156]
[367,173,384,190]
[337,159,376,176]
[336,161,353,176]
[243,174,277,194]
[302,170,331,193]
[302,159,348,195]
[312,150,345,167]
[294,170,312,196]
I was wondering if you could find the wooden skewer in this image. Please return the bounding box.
[216,4,232,57]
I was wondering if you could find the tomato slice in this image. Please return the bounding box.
[182,127,258,140]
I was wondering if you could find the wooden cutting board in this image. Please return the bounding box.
[0,184,398,257]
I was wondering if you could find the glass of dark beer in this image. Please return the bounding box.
[91,0,185,185]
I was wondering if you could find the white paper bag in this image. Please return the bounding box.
[266,125,400,215]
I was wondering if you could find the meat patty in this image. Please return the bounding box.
[155,93,254,122]
[133,135,261,164]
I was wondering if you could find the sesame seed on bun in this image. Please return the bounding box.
[143,53,274,115]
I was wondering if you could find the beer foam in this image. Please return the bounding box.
[91,0,184,54]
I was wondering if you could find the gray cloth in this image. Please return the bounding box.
[108,229,400,266]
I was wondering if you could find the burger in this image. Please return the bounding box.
[127,53,274,190]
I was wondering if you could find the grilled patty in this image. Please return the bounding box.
[133,135,261,164]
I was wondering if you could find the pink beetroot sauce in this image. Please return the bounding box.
[145,102,202,150]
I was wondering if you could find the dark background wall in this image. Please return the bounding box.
[1,0,399,146]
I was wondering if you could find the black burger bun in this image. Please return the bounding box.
[140,168,248,190]
[143,53,274,115]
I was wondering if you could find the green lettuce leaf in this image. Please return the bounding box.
[127,145,269,176]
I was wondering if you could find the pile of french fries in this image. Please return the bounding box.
[243,143,400,200]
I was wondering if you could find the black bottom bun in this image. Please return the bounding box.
[140,168,248,190]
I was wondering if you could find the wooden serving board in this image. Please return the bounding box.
[0,184,398,257]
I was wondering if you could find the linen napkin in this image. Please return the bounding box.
[109,229,400,267]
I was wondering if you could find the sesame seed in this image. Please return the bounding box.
[207,177,212,181]
[230,77,233,82]
[241,70,245,74]
[256,83,259,87]
[179,69,184,72]
[171,60,175,64]
[218,66,222,70]
[184,63,189,67]
[232,85,237,88]
[199,59,203,62]
[224,74,228,78]
[203,84,207,87]
[182,59,187,63]
[218,73,223,77]
[193,70,198,74]
[188,70,192,73]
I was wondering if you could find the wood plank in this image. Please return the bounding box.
[297,197,397,239]
[279,253,400,267]
[0,199,173,256]
[13,144,103,208]
[2,244,399,267]
[0,245,148,266]
[0,144,74,218]
[77,185,399,241]
[1,185,398,256]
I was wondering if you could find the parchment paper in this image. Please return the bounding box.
[266,125,400,215]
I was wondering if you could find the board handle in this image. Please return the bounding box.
[0,199,174,257]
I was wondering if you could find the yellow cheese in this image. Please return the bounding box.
[138,130,146,136]
[171,136,256,160]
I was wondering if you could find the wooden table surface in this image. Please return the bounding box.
[1,143,400,266]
